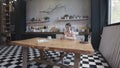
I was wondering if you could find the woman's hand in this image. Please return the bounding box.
[60,35,65,40]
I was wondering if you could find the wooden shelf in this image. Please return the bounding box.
[26,21,49,24]
[0,0,11,43]
[57,19,88,22]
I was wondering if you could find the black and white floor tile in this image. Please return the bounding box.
[0,45,110,68]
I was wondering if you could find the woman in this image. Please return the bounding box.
[62,23,77,40]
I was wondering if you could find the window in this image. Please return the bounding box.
[108,0,120,24]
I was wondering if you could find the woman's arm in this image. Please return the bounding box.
[64,32,76,40]
[64,35,75,40]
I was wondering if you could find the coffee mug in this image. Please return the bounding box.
[48,36,52,40]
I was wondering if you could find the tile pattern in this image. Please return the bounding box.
[0,45,110,68]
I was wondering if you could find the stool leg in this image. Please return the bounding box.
[22,47,28,68]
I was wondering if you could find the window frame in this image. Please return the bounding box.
[107,0,120,26]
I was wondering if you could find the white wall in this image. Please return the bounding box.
[26,0,91,31]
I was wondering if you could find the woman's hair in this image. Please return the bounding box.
[65,23,71,27]
[65,23,72,30]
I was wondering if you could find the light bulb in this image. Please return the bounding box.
[14,0,17,1]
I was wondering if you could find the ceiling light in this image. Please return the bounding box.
[2,3,7,5]
[9,1,12,4]
[14,0,17,1]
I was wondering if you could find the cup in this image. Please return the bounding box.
[48,36,52,40]
[79,35,85,42]
[84,35,88,42]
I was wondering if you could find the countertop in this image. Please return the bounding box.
[24,32,90,35]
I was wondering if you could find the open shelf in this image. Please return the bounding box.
[57,19,88,22]
[26,20,50,24]
[0,0,11,43]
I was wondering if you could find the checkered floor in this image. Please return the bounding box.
[0,45,110,68]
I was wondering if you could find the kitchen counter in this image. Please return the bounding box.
[22,32,90,39]
[24,32,90,35]
[24,32,64,34]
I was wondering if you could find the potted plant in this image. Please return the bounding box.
[44,17,50,21]
[31,18,35,21]
[64,14,69,20]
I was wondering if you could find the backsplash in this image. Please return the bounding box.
[26,0,91,32]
